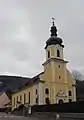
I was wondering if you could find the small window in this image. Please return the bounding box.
[57,50,60,57]
[36,89,37,94]
[45,88,49,94]
[16,96,18,102]
[45,98,50,104]
[24,93,26,104]
[59,76,60,79]
[36,98,38,104]
[48,51,50,58]
[69,91,72,96]
[20,95,22,101]
[28,92,30,104]
[69,99,72,102]
[59,65,60,68]
[14,97,15,107]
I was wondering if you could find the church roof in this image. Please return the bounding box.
[12,72,44,94]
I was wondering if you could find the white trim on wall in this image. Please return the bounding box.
[38,82,43,105]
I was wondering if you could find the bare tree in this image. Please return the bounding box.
[72,70,84,81]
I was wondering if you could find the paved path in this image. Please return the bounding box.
[0,112,56,120]
[0,112,28,120]
[0,112,82,120]
[0,112,45,120]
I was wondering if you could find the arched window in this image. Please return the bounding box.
[45,88,49,94]
[48,51,50,58]
[20,95,22,101]
[16,96,18,102]
[58,99,63,104]
[24,93,26,104]
[28,92,30,104]
[69,91,72,96]
[69,99,72,102]
[57,50,60,57]
[36,89,37,94]
[45,98,50,104]
[36,98,38,104]
[14,97,15,107]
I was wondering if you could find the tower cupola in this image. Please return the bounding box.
[45,18,64,49]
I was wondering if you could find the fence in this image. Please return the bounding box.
[32,101,84,113]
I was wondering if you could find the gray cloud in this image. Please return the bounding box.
[0,0,83,77]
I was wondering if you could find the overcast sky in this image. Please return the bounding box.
[0,0,84,77]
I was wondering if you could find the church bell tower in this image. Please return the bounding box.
[43,18,68,84]
[42,18,76,104]
[45,18,64,61]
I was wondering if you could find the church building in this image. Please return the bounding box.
[11,20,76,110]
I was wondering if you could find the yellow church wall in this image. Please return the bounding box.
[50,45,55,57]
[42,65,56,104]
[67,69,75,85]
[55,45,64,59]
[52,60,67,83]
[67,70,76,101]
[12,84,38,110]
[39,72,44,81]
[38,71,56,104]
[54,83,68,102]
[53,83,68,102]
[39,82,55,104]
[50,82,75,103]
[42,82,53,104]
[43,59,67,84]
[11,67,76,110]
[60,46,63,59]
[46,45,64,59]
[46,45,55,60]
[44,62,52,82]
[43,59,76,103]
[42,81,68,104]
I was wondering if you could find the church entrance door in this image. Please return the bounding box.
[58,99,63,104]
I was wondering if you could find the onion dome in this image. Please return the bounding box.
[45,18,64,49]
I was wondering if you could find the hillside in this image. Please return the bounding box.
[0,75,31,93]
[0,75,84,101]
